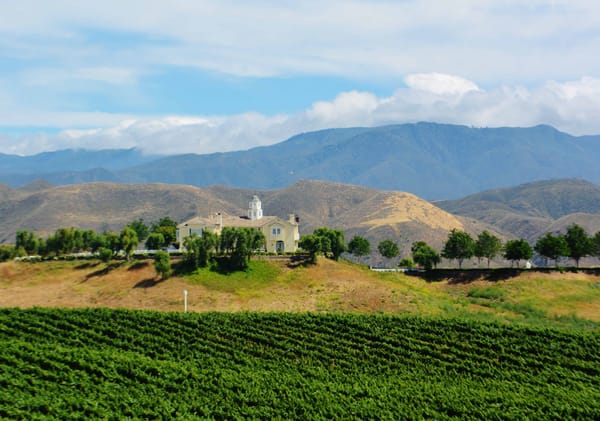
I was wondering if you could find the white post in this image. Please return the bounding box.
[183,289,188,312]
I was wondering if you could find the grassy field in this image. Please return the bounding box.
[0,257,599,328]
[1,308,598,419]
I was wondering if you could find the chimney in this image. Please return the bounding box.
[289,214,295,224]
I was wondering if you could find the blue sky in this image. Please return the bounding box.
[2,0,600,155]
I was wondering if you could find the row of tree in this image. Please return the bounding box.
[300,224,600,269]
[10,217,179,262]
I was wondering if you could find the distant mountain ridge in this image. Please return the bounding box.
[437,179,600,241]
[1,123,599,199]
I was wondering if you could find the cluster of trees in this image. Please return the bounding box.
[6,217,179,263]
[534,225,600,267]
[299,223,600,270]
[439,224,600,269]
[13,227,139,261]
[298,228,346,264]
[183,227,265,271]
[439,229,530,269]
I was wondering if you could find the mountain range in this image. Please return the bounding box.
[1,122,599,200]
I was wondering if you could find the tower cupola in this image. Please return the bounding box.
[248,195,263,220]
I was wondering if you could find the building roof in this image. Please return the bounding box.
[179,213,287,229]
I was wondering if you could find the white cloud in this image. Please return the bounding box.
[2,1,600,82]
[404,73,481,96]
[4,73,600,156]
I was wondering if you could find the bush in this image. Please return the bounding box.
[0,244,15,262]
[98,247,113,263]
[467,286,504,301]
[398,258,415,269]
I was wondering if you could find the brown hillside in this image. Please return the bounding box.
[0,180,505,256]
[438,179,600,240]
[0,183,240,242]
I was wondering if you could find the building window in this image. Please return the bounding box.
[272,227,281,235]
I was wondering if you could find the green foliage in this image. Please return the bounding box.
[593,231,600,257]
[563,224,593,267]
[347,235,370,257]
[442,229,475,268]
[119,227,138,261]
[1,308,598,419]
[104,232,121,256]
[313,227,346,261]
[503,239,533,267]
[15,230,41,255]
[411,241,440,270]
[0,244,15,262]
[475,230,502,268]
[98,247,113,263]
[535,232,569,266]
[127,218,150,242]
[377,240,399,260]
[145,232,166,250]
[219,227,265,270]
[79,229,97,252]
[184,231,217,269]
[467,286,505,300]
[298,234,324,264]
[151,217,178,246]
[153,251,171,280]
[398,258,414,269]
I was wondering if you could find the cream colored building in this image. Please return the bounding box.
[177,195,300,253]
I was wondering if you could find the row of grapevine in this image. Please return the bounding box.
[0,308,598,419]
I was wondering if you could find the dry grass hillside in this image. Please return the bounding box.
[0,183,240,242]
[438,179,600,241]
[1,257,598,327]
[0,180,503,255]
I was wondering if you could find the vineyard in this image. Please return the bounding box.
[1,308,599,419]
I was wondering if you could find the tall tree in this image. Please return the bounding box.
[563,224,592,268]
[593,231,600,257]
[299,234,325,264]
[347,236,370,258]
[503,239,533,268]
[151,217,178,247]
[184,230,217,269]
[154,251,172,280]
[104,232,121,257]
[80,230,97,252]
[15,230,41,255]
[314,228,346,261]
[378,240,399,267]
[535,233,569,267]
[442,229,475,269]
[119,227,139,261]
[219,227,264,270]
[145,232,166,250]
[53,227,76,255]
[411,241,440,270]
[128,218,150,242]
[475,231,502,268]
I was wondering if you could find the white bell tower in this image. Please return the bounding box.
[248,195,263,220]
